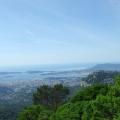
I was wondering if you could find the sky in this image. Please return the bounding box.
[0,0,120,66]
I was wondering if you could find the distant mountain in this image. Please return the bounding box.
[91,64,120,71]
[83,70,119,84]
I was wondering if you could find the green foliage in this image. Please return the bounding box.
[18,75,120,120]
[109,75,120,97]
[50,102,87,120]
[71,84,109,102]
[33,84,69,109]
[81,96,120,120]
[17,105,52,120]
[33,85,52,106]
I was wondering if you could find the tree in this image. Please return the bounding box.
[33,84,69,109]
[33,85,52,107]
[51,84,69,109]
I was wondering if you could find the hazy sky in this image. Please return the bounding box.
[0,0,120,66]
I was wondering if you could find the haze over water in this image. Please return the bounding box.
[0,63,94,72]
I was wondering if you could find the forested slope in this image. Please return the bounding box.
[18,75,120,120]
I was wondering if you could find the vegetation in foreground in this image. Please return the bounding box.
[17,75,120,120]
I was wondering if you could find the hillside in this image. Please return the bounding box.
[83,71,120,84]
[91,63,120,71]
[17,75,120,120]
[0,70,119,120]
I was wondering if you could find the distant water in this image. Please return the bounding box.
[0,63,95,72]
[0,64,94,85]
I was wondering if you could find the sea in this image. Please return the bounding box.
[0,63,95,85]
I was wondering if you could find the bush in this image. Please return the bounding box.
[17,105,52,120]
[71,84,109,103]
[82,95,120,120]
[50,102,86,120]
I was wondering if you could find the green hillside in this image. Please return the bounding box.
[17,75,120,120]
